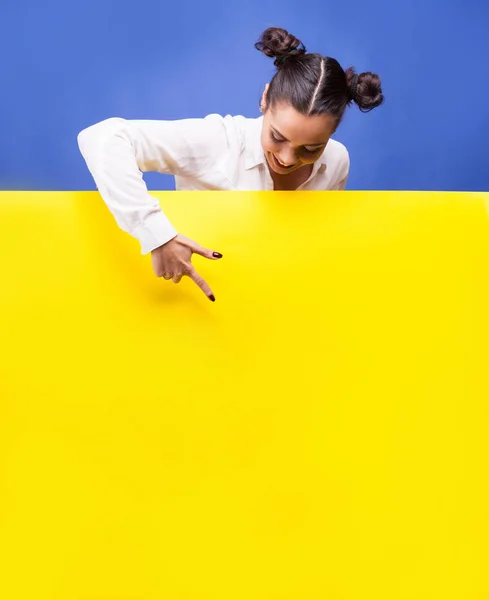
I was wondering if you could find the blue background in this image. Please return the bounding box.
[1,0,488,191]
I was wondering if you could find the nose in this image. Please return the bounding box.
[277,149,297,166]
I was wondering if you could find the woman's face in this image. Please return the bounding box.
[261,97,337,176]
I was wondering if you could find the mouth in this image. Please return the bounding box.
[269,153,298,172]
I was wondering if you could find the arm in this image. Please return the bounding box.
[77,115,227,254]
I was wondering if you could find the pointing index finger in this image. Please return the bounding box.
[188,266,215,301]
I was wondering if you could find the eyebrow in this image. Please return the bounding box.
[270,125,327,147]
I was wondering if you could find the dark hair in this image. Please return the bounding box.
[255,27,383,124]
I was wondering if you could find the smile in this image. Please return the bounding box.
[271,154,297,171]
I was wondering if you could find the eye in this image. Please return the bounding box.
[270,132,284,143]
[303,146,323,155]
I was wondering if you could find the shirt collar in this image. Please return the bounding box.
[244,116,328,175]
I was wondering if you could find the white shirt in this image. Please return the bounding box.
[77,114,350,254]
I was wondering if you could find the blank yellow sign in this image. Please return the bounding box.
[1,190,489,600]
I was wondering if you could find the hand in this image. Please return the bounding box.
[151,234,222,301]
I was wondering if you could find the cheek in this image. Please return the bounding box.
[301,151,323,164]
[261,133,275,154]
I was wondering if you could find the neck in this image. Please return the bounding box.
[268,163,314,190]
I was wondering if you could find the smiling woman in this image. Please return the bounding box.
[77,26,384,301]
[256,27,383,190]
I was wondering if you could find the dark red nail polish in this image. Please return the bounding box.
[209,295,216,302]
[212,252,223,258]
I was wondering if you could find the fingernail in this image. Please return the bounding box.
[212,252,223,258]
[209,294,216,302]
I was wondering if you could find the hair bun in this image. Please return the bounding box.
[345,67,384,112]
[255,27,306,67]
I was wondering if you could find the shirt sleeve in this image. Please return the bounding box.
[332,144,350,190]
[77,115,229,254]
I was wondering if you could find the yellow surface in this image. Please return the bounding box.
[1,190,489,600]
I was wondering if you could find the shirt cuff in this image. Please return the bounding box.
[131,211,178,254]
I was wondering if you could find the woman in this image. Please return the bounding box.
[78,27,383,302]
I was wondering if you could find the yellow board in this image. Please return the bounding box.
[1,190,489,600]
